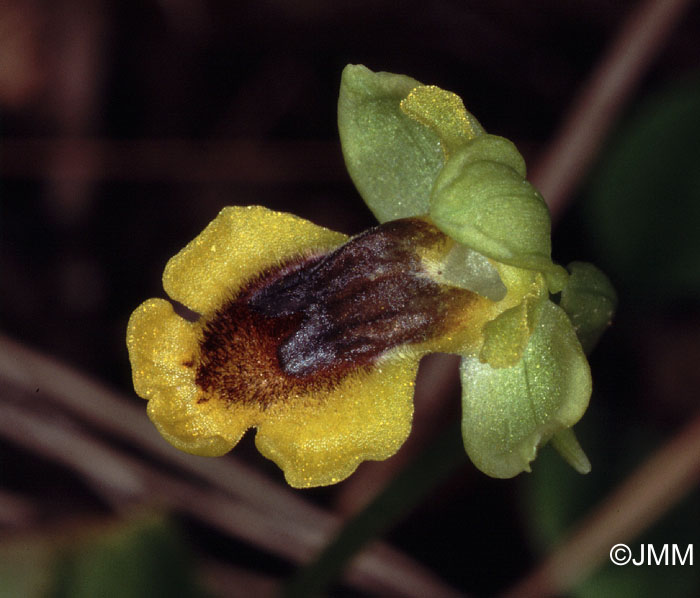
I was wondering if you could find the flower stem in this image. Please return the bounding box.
[284,422,469,598]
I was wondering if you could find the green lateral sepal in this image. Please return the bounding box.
[460,300,592,478]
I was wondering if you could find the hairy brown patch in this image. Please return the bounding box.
[194,218,476,408]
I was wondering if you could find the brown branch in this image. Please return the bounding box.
[337,0,696,513]
[199,560,279,598]
[0,334,323,528]
[0,138,343,183]
[0,488,39,529]
[500,409,700,598]
[0,333,464,598]
[0,397,321,566]
[498,1,700,594]
[531,0,695,220]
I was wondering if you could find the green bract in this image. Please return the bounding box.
[338,64,614,478]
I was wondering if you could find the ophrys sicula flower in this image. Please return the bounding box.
[127,65,615,487]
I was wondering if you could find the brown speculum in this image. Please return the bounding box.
[194,218,476,408]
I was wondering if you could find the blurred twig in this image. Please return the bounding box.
[0,396,316,569]
[334,0,696,515]
[0,333,464,598]
[0,489,39,529]
[501,0,699,592]
[199,560,279,598]
[285,421,468,598]
[531,0,695,220]
[501,409,700,598]
[0,138,343,183]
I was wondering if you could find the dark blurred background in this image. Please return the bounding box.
[1,1,699,597]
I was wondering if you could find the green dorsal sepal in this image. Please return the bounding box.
[338,64,445,223]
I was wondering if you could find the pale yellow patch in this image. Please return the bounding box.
[478,271,548,368]
[400,85,484,157]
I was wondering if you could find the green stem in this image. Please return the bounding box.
[283,421,466,598]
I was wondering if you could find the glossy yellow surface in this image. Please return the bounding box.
[127,206,425,487]
[127,205,555,487]
[162,205,347,316]
[256,354,418,487]
[127,297,253,456]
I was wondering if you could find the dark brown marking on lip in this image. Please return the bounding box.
[194,218,477,408]
[194,253,361,409]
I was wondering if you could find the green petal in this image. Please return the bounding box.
[399,84,484,157]
[429,136,568,291]
[338,64,444,222]
[479,289,546,368]
[431,134,527,180]
[430,146,549,267]
[460,300,591,478]
[559,261,618,354]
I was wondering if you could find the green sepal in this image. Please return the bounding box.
[543,263,569,295]
[549,427,591,474]
[429,139,564,285]
[559,261,617,354]
[460,300,591,478]
[338,64,444,222]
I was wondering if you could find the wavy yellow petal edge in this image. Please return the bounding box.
[126,298,197,401]
[256,351,420,488]
[127,207,350,458]
[128,297,422,485]
[127,297,252,456]
[162,205,348,315]
[128,209,424,484]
